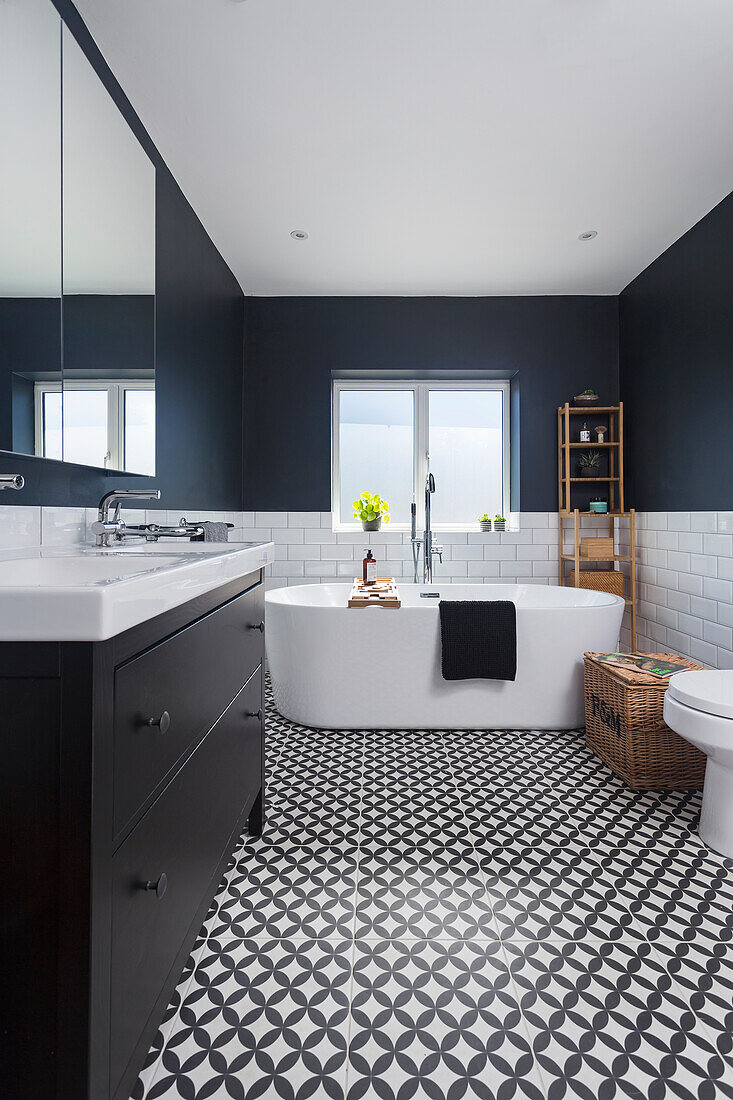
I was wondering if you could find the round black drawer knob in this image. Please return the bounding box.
[147,710,171,734]
[249,621,265,633]
[246,708,263,722]
[144,873,168,899]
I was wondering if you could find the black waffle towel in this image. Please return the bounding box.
[439,600,516,681]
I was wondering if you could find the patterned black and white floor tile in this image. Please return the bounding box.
[348,939,544,1099]
[205,842,359,942]
[146,939,352,1100]
[505,939,733,1099]
[133,683,733,1099]
[355,845,496,941]
[651,938,733,1061]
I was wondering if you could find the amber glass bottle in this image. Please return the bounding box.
[362,548,377,585]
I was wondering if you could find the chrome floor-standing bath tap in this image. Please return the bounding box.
[411,467,443,583]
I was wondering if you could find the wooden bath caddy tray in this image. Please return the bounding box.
[348,577,401,608]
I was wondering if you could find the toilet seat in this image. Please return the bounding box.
[667,668,733,719]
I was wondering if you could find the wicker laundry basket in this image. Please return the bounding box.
[569,569,624,596]
[583,651,706,791]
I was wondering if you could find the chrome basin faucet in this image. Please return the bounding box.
[93,488,161,546]
[0,474,24,491]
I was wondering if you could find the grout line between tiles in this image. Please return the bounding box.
[496,937,549,1100]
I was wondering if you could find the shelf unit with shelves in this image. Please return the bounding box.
[557,401,636,651]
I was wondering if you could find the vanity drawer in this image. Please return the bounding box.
[110,668,262,1096]
[113,582,264,837]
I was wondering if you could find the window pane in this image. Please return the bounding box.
[339,389,414,525]
[428,389,504,525]
[42,391,63,460]
[124,389,155,475]
[62,389,109,467]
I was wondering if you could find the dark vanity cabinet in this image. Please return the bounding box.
[1,571,266,1100]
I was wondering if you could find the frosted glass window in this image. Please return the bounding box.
[429,390,504,526]
[63,389,109,467]
[124,389,155,475]
[333,380,509,527]
[338,389,414,525]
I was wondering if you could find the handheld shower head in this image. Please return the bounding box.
[426,472,436,493]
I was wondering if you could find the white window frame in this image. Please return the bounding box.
[332,378,511,532]
[34,379,155,471]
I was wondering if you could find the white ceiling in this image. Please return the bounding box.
[73,0,733,296]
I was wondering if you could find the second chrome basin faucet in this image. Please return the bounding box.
[92,489,216,546]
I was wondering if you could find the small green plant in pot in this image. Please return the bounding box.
[478,512,492,532]
[579,451,602,477]
[353,491,391,531]
[493,513,506,532]
[574,388,599,405]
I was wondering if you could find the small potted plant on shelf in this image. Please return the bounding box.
[578,451,602,477]
[574,388,599,405]
[493,513,506,532]
[478,512,492,532]
[353,491,390,531]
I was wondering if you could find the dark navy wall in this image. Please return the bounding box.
[243,296,619,512]
[619,191,733,511]
[0,0,244,510]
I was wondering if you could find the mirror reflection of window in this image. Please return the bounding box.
[42,391,63,462]
[124,389,156,476]
[61,389,109,468]
[35,380,154,473]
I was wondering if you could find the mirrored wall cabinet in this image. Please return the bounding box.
[0,0,156,475]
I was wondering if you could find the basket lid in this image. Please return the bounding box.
[667,669,733,719]
[584,652,702,687]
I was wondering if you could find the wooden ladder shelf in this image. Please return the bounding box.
[557,401,637,651]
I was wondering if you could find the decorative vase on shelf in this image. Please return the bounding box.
[493,519,506,532]
[479,520,492,532]
[361,516,382,532]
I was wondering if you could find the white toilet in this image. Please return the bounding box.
[664,669,733,857]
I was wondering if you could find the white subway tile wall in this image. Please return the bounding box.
[1,505,731,670]
[0,506,251,551]
[617,512,733,669]
[256,511,582,592]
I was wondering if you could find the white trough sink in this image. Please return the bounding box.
[0,542,274,641]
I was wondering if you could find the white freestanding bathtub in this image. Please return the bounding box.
[265,582,624,730]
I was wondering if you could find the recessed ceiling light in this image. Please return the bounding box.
[578,230,598,241]
[290,230,309,241]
